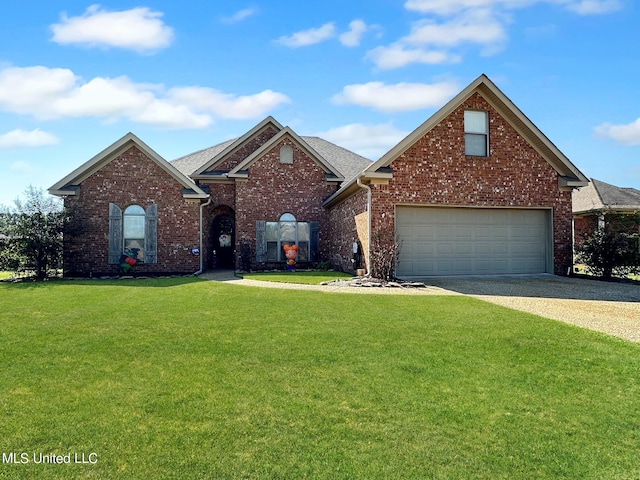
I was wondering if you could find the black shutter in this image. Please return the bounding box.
[108,203,122,264]
[310,221,320,262]
[144,204,158,264]
[256,221,266,262]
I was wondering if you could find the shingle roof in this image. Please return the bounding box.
[573,178,640,214]
[301,136,372,182]
[170,135,372,183]
[171,138,237,176]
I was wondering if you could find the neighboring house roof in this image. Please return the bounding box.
[48,133,208,200]
[573,178,640,214]
[325,73,589,208]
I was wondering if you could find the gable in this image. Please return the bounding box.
[49,133,207,200]
[190,117,283,179]
[325,74,589,208]
[228,127,344,182]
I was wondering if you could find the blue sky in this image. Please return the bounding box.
[0,0,638,206]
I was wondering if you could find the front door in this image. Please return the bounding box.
[212,214,235,269]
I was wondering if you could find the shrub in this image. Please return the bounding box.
[575,213,640,279]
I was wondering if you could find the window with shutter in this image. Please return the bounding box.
[258,214,317,262]
[108,203,158,265]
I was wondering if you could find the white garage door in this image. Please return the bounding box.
[396,207,550,277]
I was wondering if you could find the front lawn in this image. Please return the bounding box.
[242,270,353,284]
[0,278,639,479]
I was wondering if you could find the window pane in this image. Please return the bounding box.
[124,215,145,238]
[279,222,296,243]
[124,239,144,261]
[266,241,278,261]
[465,133,487,156]
[266,222,278,241]
[464,111,487,134]
[298,241,309,261]
[298,222,310,242]
[280,213,296,222]
[124,205,145,215]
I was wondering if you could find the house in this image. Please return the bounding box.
[49,74,589,278]
[573,178,640,247]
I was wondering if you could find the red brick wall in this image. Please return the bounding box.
[64,145,201,276]
[327,189,368,272]
[234,136,337,269]
[368,92,574,275]
[204,126,279,172]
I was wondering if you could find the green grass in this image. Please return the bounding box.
[242,270,353,284]
[0,278,639,479]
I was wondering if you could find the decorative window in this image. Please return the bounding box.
[280,145,293,164]
[256,214,319,263]
[108,203,158,264]
[464,110,489,156]
[123,205,146,259]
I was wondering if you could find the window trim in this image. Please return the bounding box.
[464,110,489,157]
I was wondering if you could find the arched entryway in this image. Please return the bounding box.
[211,212,235,269]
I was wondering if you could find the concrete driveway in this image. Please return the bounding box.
[420,274,640,342]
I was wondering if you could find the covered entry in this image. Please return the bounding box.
[396,206,551,276]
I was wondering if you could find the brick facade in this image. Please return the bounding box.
[327,189,368,272]
[234,136,337,270]
[64,146,201,276]
[55,79,585,278]
[328,92,575,276]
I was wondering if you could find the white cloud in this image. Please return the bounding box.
[276,22,337,47]
[368,8,507,69]
[316,123,410,159]
[221,7,259,24]
[404,0,622,15]
[404,0,534,14]
[339,20,369,47]
[0,129,60,148]
[390,0,621,68]
[0,66,290,129]
[332,81,460,112]
[566,0,622,15]
[404,9,508,50]
[169,87,291,120]
[50,5,174,53]
[595,119,640,146]
[367,44,460,69]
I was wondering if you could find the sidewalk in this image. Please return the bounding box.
[197,270,457,295]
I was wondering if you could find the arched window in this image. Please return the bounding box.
[108,203,158,264]
[123,205,146,260]
[263,213,312,262]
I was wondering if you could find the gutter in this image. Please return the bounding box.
[194,195,213,275]
[356,176,372,276]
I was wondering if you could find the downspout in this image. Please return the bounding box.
[356,176,372,276]
[194,195,213,275]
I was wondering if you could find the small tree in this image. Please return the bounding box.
[2,186,68,279]
[575,213,640,280]
[369,229,401,281]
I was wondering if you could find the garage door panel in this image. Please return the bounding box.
[396,207,550,276]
